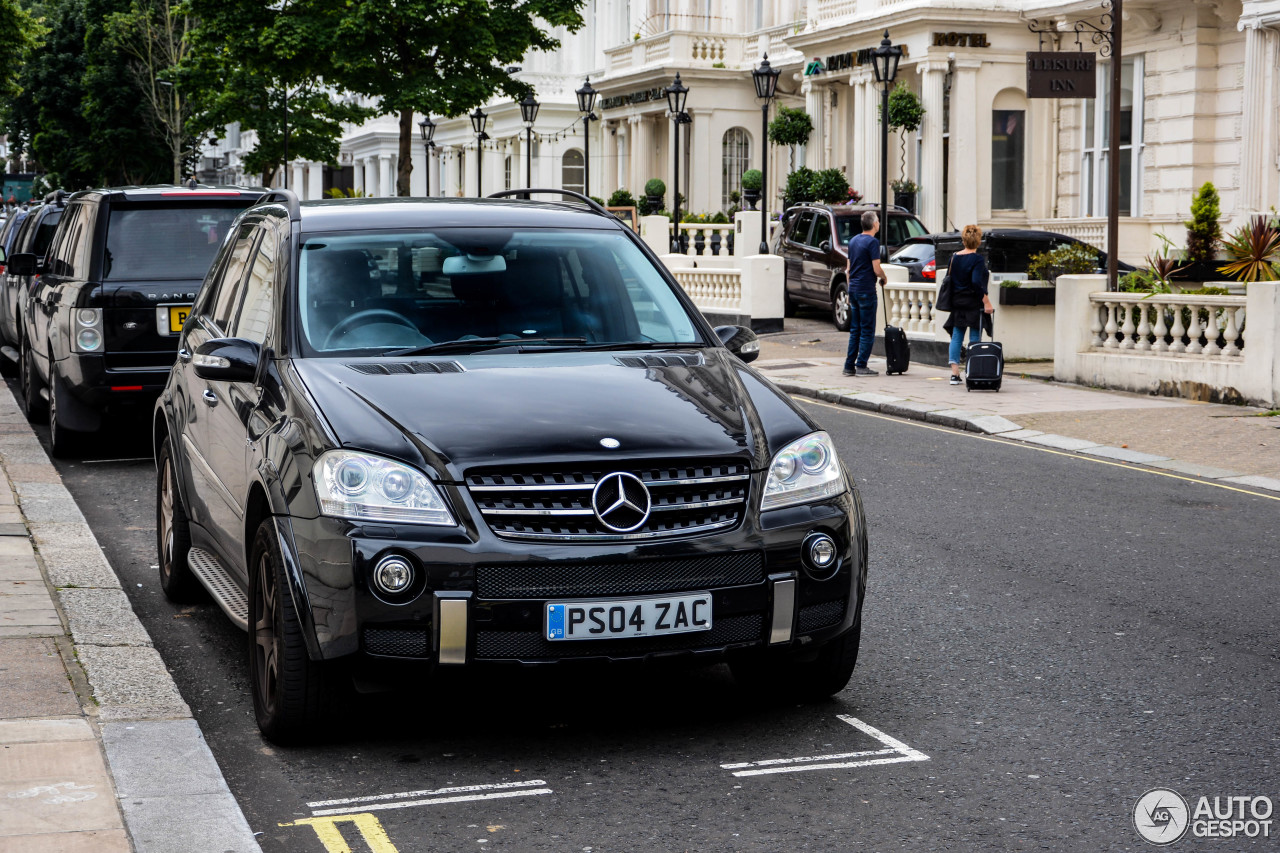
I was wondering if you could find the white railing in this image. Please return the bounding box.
[673,268,743,312]
[1027,218,1107,245]
[884,282,940,337]
[676,223,736,257]
[1089,292,1247,358]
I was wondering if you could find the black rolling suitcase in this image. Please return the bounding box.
[965,318,1003,391]
[881,282,911,375]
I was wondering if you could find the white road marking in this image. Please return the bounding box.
[307,780,552,817]
[722,715,929,778]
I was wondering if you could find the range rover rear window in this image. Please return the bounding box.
[102,202,251,281]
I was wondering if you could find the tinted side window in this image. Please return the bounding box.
[231,228,276,345]
[809,214,832,249]
[788,211,814,243]
[886,216,907,247]
[48,204,87,277]
[31,209,63,258]
[209,224,259,333]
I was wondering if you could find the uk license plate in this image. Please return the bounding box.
[545,593,712,641]
[156,305,192,335]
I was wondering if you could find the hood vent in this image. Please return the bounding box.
[347,360,464,376]
[615,353,705,369]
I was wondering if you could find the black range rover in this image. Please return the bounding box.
[9,185,262,454]
[154,190,868,743]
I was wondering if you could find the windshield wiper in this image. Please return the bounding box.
[387,337,588,357]
[574,340,707,351]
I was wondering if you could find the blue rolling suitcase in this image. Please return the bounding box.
[965,318,1002,392]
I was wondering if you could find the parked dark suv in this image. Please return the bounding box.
[889,229,1134,284]
[772,203,927,331]
[0,195,66,370]
[154,189,868,743]
[9,185,262,454]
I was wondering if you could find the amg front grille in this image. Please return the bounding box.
[364,627,430,658]
[467,458,751,542]
[476,552,765,599]
[474,614,764,660]
[798,599,846,633]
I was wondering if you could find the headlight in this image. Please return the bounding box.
[76,328,102,351]
[76,308,101,327]
[761,432,845,511]
[314,450,455,526]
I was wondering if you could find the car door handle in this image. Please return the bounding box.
[202,389,218,407]
[178,348,191,363]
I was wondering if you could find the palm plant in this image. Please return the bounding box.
[1218,215,1280,282]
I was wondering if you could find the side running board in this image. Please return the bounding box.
[187,547,249,630]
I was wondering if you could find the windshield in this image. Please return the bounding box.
[297,228,703,355]
[104,202,251,280]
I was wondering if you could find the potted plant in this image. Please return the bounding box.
[887,83,925,195]
[768,106,814,171]
[740,169,763,209]
[1007,243,1099,305]
[891,179,919,213]
[1218,215,1280,282]
[1174,182,1224,282]
[812,168,851,204]
[644,178,666,212]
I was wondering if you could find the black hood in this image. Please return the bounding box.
[294,349,815,481]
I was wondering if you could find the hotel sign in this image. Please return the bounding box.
[824,43,912,74]
[599,86,668,111]
[1026,51,1097,98]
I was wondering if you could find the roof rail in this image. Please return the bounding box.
[258,188,301,222]
[43,189,69,206]
[486,189,610,217]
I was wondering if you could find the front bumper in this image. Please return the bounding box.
[286,484,867,668]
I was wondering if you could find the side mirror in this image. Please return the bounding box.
[194,337,262,382]
[7,253,37,276]
[819,241,832,253]
[714,325,760,364]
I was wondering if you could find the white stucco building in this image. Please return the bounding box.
[205,0,1280,263]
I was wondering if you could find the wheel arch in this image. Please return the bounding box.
[245,476,322,660]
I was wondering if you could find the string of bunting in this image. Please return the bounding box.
[434,114,587,159]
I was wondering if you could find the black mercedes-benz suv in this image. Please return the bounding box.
[153,189,868,743]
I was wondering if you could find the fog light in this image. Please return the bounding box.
[76,328,102,351]
[803,533,838,579]
[373,556,414,594]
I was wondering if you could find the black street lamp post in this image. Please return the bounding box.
[576,78,599,197]
[752,54,781,254]
[871,30,902,256]
[665,73,689,252]
[418,116,436,197]
[470,107,488,196]
[519,93,540,188]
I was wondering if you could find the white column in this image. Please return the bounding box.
[366,157,380,198]
[1239,21,1265,214]
[864,77,882,205]
[950,60,981,228]
[918,62,946,232]
[379,153,394,197]
[411,146,426,196]
[353,158,365,196]
[616,122,628,195]
[631,116,651,193]
[307,162,323,200]
[803,80,824,169]
[291,162,305,194]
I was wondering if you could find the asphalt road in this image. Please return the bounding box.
[12,374,1280,852]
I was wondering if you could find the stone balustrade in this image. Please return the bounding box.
[677,223,736,257]
[883,282,940,337]
[1089,292,1247,358]
[672,268,742,312]
[659,250,784,333]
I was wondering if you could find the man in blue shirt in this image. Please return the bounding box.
[843,210,887,376]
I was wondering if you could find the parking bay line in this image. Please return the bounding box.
[308,779,552,817]
[723,715,929,778]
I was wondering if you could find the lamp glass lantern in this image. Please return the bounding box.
[665,73,688,115]
[576,78,598,114]
[469,107,488,135]
[752,55,780,101]
[519,94,540,125]
[872,31,902,84]
[418,116,436,144]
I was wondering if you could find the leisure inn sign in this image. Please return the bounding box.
[1026,51,1097,98]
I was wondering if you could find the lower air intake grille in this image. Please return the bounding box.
[364,627,430,658]
[475,614,764,660]
[798,599,846,634]
[476,552,765,599]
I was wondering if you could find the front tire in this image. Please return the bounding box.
[732,611,862,701]
[156,437,204,602]
[47,371,83,458]
[832,285,851,333]
[249,519,347,744]
[19,340,43,422]
[783,287,797,318]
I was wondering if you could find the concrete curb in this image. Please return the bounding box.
[776,379,1280,495]
[0,385,262,853]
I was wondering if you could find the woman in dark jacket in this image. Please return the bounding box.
[942,224,995,385]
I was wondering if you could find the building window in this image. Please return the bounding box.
[562,149,585,194]
[1081,55,1144,217]
[721,128,752,210]
[992,110,1025,210]
[504,155,512,190]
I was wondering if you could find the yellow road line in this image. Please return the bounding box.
[795,396,1280,503]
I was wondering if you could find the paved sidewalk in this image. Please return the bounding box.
[0,384,261,853]
[757,353,1280,493]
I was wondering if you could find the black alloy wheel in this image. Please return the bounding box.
[155,437,203,602]
[831,284,851,332]
[19,340,43,422]
[249,519,347,744]
[46,371,81,458]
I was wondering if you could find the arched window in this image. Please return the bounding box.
[504,155,512,190]
[562,149,585,194]
[722,128,751,210]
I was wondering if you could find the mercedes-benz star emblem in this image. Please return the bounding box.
[591,472,651,533]
[600,437,620,449]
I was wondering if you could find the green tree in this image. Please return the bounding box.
[180,0,374,183]
[1184,182,1221,263]
[768,106,812,171]
[332,0,586,196]
[0,0,47,102]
